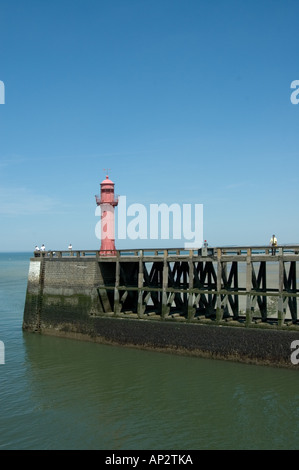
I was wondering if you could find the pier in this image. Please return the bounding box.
[32,245,299,328]
[23,244,299,367]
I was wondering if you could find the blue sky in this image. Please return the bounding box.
[0,0,299,251]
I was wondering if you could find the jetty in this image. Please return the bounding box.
[25,245,299,324]
[22,245,299,368]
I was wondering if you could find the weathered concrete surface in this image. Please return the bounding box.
[23,257,107,332]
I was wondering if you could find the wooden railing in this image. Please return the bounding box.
[33,245,299,259]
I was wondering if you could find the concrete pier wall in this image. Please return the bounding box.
[23,257,106,332]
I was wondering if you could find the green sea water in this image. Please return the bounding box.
[0,252,298,450]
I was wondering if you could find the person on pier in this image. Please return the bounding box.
[270,234,277,255]
[34,246,40,257]
[68,243,73,256]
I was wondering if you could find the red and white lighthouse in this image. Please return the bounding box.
[95,174,118,256]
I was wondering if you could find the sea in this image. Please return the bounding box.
[0,252,298,451]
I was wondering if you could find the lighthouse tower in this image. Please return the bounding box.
[95,174,118,256]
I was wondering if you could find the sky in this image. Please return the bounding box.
[0,0,299,252]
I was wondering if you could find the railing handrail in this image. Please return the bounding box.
[32,244,299,258]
